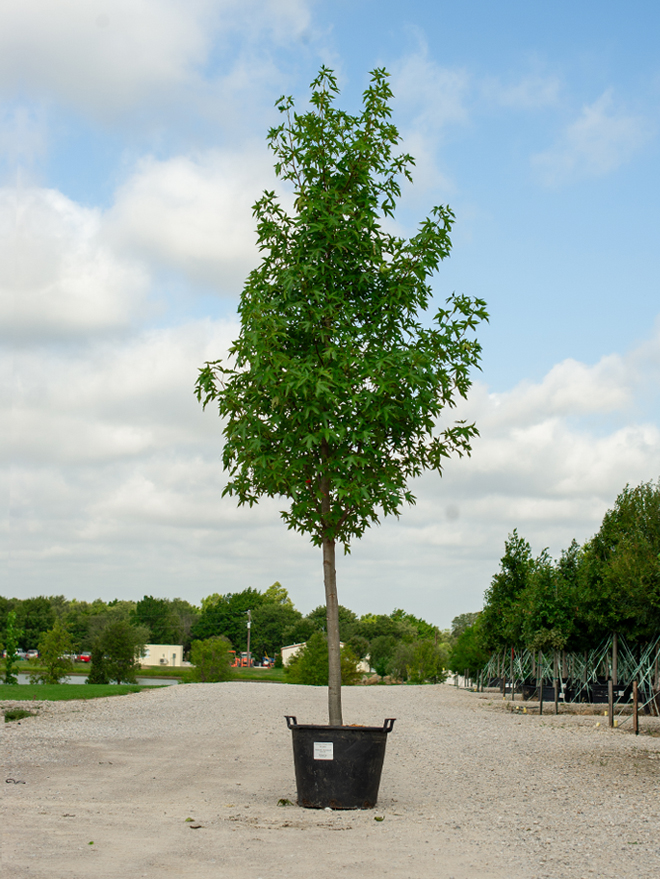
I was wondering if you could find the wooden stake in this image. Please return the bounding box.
[612,633,618,686]
[633,680,639,736]
[608,678,614,728]
[554,677,559,715]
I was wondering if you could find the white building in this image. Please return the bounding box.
[140,644,184,667]
[280,642,306,666]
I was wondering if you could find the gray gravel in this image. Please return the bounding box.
[3,683,660,879]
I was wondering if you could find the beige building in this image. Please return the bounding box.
[140,644,184,668]
[280,642,306,666]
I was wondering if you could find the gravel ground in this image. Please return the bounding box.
[3,682,660,879]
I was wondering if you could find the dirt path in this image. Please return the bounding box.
[3,683,660,879]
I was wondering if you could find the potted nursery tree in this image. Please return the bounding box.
[196,67,487,808]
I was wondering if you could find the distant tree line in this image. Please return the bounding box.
[1,581,451,683]
[450,478,660,676]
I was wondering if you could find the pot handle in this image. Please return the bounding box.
[382,718,396,733]
[284,715,298,729]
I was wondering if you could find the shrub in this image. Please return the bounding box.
[448,621,490,679]
[29,620,75,685]
[188,636,234,682]
[86,642,110,684]
[390,639,448,683]
[87,620,146,685]
[369,635,398,678]
[284,633,361,686]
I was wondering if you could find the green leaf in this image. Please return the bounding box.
[197,66,487,552]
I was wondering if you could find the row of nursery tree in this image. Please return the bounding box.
[1,584,469,683]
[452,479,660,676]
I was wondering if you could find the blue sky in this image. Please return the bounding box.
[3,1,660,626]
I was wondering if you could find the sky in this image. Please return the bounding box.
[3,0,660,627]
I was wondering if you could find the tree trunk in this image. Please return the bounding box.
[320,440,342,726]
[323,536,343,726]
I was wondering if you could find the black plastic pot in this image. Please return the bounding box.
[285,716,395,810]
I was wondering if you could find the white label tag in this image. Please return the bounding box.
[313,742,334,760]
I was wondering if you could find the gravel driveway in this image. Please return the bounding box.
[4,682,660,879]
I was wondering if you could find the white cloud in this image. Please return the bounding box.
[532,90,653,184]
[105,148,280,293]
[482,74,561,109]
[389,47,469,202]
[392,50,470,132]
[7,319,237,465]
[0,186,149,339]
[341,338,660,621]
[5,315,660,624]
[0,0,312,119]
[0,0,210,115]
[0,0,309,114]
[485,353,633,422]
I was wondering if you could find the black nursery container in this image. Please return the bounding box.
[285,716,395,810]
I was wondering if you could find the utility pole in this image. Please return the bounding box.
[246,609,252,667]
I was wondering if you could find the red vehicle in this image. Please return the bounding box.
[77,652,92,663]
[238,652,254,667]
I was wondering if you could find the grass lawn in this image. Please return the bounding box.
[136,666,286,682]
[232,666,286,683]
[135,665,187,678]
[0,683,157,702]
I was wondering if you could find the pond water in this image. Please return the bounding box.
[15,674,179,686]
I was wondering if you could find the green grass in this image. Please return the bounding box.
[0,683,157,701]
[135,665,187,678]
[232,666,286,683]
[4,708,37,722]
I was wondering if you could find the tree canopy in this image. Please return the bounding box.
[472,478,660,657]
[196,67,487,724]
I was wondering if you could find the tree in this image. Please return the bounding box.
[29,620,75,685]
[196,67,487,725]
[3,611,22,685]
[480,530,536,651]
[284,633,361,686]
[389,639,448,683]
[133,596,184,645]
[448,617,490,679]
[581,479,660,641]
[191,589,264,649]
[16,596,56,650]
[188,636,234,682]
[450,612,480,641]
[369,634,398,677]
[305,604,359,640]
[168,598,201,656]
[520,545,579,652]
[355,612,413,643]
[87,620,147,685]
[251,601,302,659]
[389,608,437,641]
[262,581,294,607]
[85,601,138,647]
